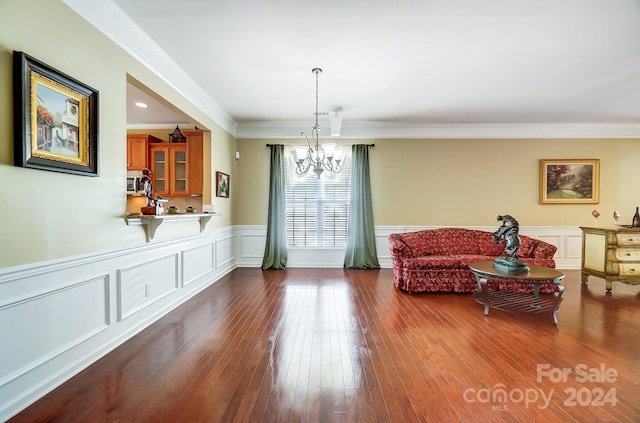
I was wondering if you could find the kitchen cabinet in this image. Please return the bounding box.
[148,131,203,197]
[149,143,189,196]
[183,131,203,196]
[127,134,161,170]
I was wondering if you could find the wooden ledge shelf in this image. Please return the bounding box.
[125,213,222,242]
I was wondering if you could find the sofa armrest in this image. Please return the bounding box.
[388,234,413,261]
[388,234,414,287]
[531,241,557,259]
[519,235,557,259]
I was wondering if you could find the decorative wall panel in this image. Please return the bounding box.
[0,276,109,387]
[215,236,235,268]
[118,254,179,320]
[183,243,215,286]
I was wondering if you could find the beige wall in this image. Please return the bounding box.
[2,1,638,269]
[0,0,235,268]
[235,138,640,227]
[234,139,271,226]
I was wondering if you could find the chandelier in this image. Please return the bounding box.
[293,68,344,178]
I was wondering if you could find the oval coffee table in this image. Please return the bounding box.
[469,261,566,325]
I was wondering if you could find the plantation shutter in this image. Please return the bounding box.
[284,147,351,247]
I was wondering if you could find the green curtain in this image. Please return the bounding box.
[261,144,288,269]
[344,144,380,269]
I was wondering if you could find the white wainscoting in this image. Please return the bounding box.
[235,225,583,269]
[0,227,235,422]
[0,224,582,420]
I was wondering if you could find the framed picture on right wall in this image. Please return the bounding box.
[216,171,230,198]
[539,159,600,204]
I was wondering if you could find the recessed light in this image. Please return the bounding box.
[134,102,148,108]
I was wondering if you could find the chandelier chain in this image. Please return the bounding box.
[294,67,344,178]
[315,69,319,127]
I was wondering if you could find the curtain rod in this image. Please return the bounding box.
[266,143,375,147]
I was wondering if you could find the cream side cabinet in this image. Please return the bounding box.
[580,226,640,292]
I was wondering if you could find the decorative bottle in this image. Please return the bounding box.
[633,207,640,227]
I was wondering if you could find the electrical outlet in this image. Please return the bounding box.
[145,283,151,297]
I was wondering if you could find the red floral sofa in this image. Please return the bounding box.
[388,228,558,294]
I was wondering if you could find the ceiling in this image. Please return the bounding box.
[93,0,640,138]
[126,82,192,127]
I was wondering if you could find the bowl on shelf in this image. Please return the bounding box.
[140,206,156,215]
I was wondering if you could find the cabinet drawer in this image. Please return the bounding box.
[619,263,640,276]
[614,249,640,261]
[616,234,640,246]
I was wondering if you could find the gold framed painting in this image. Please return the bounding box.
[539,159,600,204]
[13,51,99,176]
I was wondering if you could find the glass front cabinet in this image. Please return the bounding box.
[128,131,202,198]
[149,144,189,196]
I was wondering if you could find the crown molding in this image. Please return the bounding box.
[236,121,640,139]
[126,123,198,131]
[62,0,238,137]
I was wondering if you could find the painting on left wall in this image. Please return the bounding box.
[13,51,99,176]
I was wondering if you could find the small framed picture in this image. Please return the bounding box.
[216,171,230,198]
[13,51,99,176]
[539,159,600,204]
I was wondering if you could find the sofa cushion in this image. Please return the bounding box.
[474,232,508,256]
[435,228,506,256]
[520,258,556,268]
[403,254,496,270]
[399,228,506,257]
[398,230,438,257]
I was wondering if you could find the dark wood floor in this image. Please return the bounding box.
[10,268,640,422]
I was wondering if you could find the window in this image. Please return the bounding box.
[284,147,351,247]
